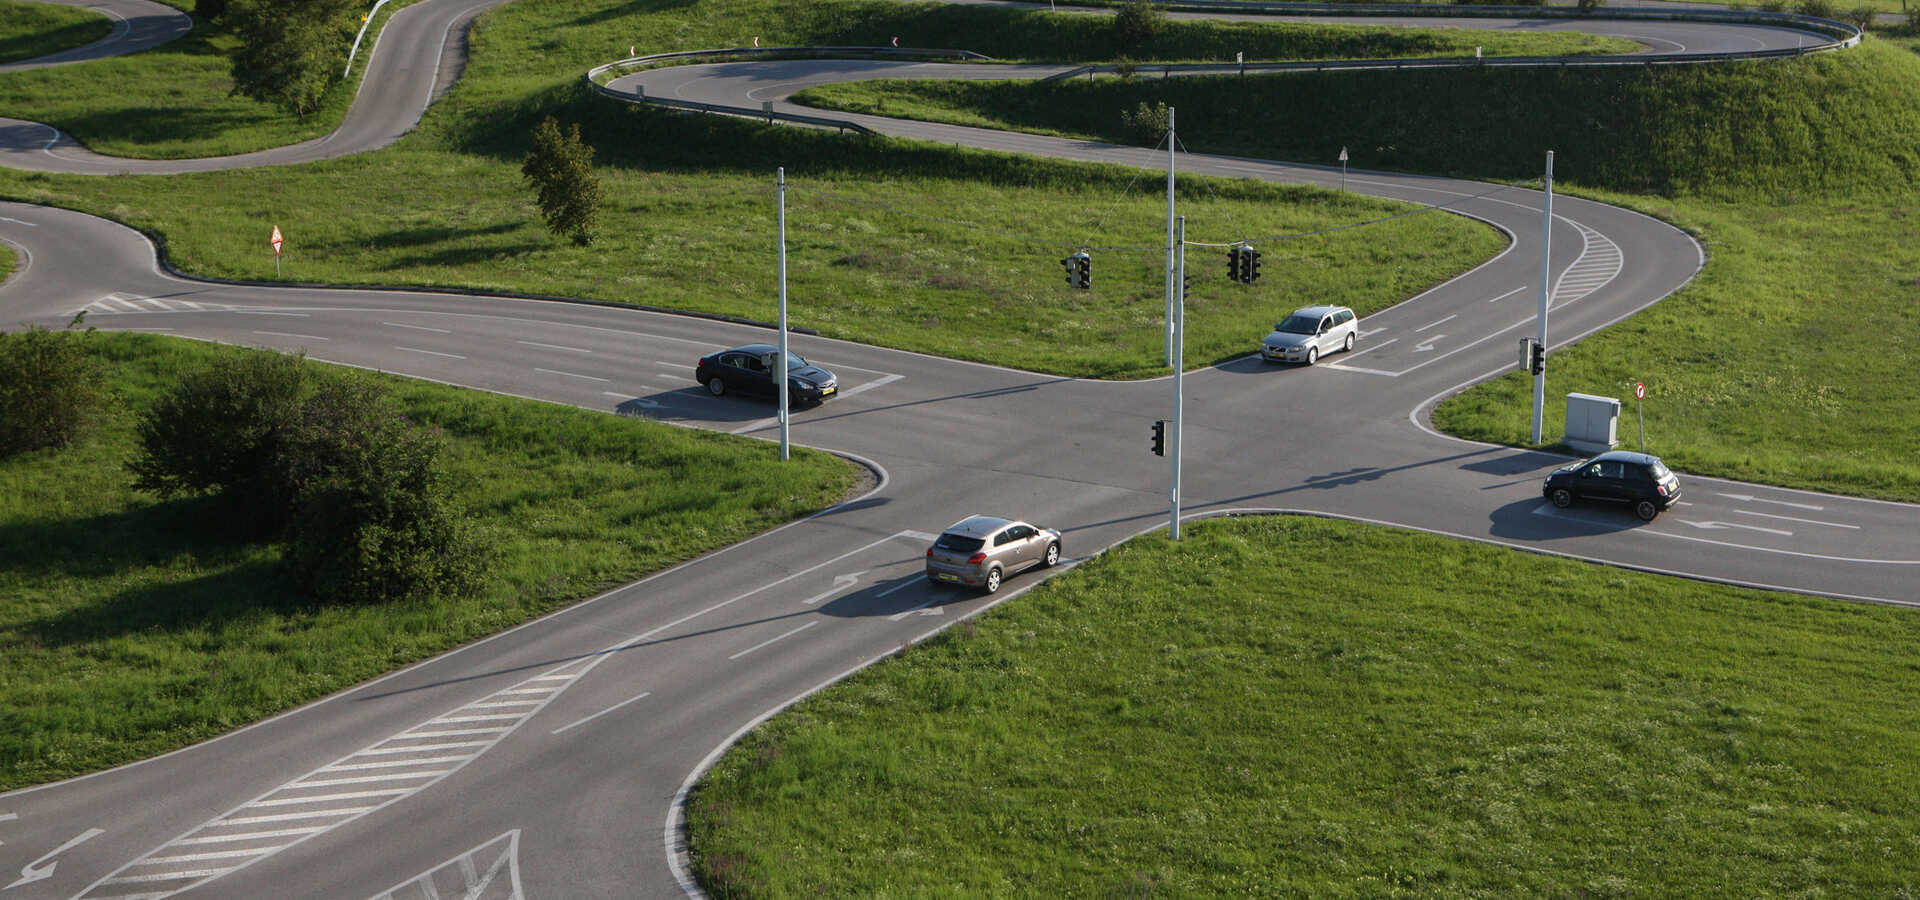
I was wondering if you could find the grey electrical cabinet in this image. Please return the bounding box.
[1565,393,1620,455]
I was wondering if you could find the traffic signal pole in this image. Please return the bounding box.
[1164,107,1176,367]
[1530,151,1553,446]
[1171,215,1186,540]
[777,167,790,461]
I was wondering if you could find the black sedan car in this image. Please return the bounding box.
[695,344,838,406]
[1542,450,1682,521]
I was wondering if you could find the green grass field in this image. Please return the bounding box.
[691,515,1920,897]
[0,0,110,66]
[0,333,858,789]
[0,242,14,281]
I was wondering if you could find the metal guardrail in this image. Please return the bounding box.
[1037,5,1860,82]
[585,47,995,135]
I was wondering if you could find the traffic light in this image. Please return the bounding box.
[1180,273,1194,300]
[1061,251,1091,290]
[1528,340,1546,375]
[1150,419,1165,456]
[1244,247,1261,284]
[1226,245,1242,281]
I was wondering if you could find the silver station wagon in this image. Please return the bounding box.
[925,515,1062,594]
[1262,305,1358,365]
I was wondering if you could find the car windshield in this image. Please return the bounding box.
[934,534,984,554]
[1274,315,1319,335]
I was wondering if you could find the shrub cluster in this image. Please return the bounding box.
[1121,100,1171,146]
[0,322,103,458]
[129,350,482,603]
[1112,0,1166,49]
[224,0,361,116]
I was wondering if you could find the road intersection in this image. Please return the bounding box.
[1,3,1915,897]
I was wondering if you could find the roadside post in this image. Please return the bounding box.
[270,225,283,278]
[1171,216,1186,540]
[1338,146,1348,192]
[1164,107,1176,367]
[1635,381,1646,451]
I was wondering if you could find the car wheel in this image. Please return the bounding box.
[982,567,1002,594]
[1635,499,1660,521]
[706,378,726,397]
[1305,346,1319,366]
[1343,332,1355,353]
[1042,542,1060,568]
[1550,488,1574,509]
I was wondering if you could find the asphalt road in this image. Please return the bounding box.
[0,5,1915,898]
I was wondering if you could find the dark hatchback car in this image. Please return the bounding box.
[695,344,838,406]
[1543,450,1682,521]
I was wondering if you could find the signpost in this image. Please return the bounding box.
[1338,146,1348,192]
[270,225,283,277]
[1634,381,1646,451]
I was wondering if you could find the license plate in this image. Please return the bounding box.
[935,572,960,583]
[821,386,835,396]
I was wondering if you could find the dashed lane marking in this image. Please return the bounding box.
[72,658,602,899]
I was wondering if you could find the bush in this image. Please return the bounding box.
[1795,0,1836,17]
[1121,100,1171,146]
[1842,5,1877,27]
[196,0,228,21]
[522,116,603,246]
[1112,0,1165,49]
[127,350,307,534]
[226,0,358,117]
[1757,0,1789,12]
[286,409,483,604]
[1576,0,1607,11]
[0,321,103,458]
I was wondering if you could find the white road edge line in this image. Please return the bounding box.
[382,321,452,334]
[534,367,610,382]
[396,346,464,360]
[1733,509,1859,529]
[518,340,591,354]
[252,331,328,341]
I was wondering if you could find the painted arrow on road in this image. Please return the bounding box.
[1680,519,1793,537]
[5,827,103,890]
[1413,335,1444,352]
[803,571,867,605]
[1717,491,1823,511]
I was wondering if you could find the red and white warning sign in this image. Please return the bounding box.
[1634,382,1646,400]
[270,225,284,256]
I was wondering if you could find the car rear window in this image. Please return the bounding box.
[935,534,984,553]
[1649,461,1672,479]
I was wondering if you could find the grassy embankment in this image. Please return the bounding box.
[0,0,1614,378]
[0,0,111,65]
[793,38,1920,500]
[691,516,1920,896]
[0,334,857,789]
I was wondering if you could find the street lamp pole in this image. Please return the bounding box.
[1530,150,1554,446]
[1164,107,1176,367]
[777,167,790,461]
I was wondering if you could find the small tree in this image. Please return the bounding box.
[1121,100,1171,146]
[522,116,604,246]
[1113,0,1165,50]
[226,0,355,117]
[1576,0,1607,12]
[128,350,307,534]
[0,320,103,458]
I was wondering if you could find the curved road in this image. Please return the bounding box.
[0,5,1913,898]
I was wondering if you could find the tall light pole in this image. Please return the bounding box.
[1530,151,1554,446]
[776,167,790,460]
[1164,107,1176,367]
[1171,215,1186,540]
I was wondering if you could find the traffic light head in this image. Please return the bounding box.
[1246,248,1262,284]
[1150,419,1166,456]
[1226,246,1241,280]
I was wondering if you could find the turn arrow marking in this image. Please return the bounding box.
[1413,334,1445,352]
[1680,519,1793,537]
[5,827,103,890]
[1716,491,1824,511]
[803,571,867,605]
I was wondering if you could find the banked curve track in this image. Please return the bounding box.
[2,4,1916,898]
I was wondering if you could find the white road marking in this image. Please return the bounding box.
[231,310,308,317]
[366,830,521,900]
[1412,334,1445,352]
[835,373,904,398]
[1679,519,1793,536]
[251,330,328,341]
[1357,327,1388,338]
[1337,337,1399,361]
[0,216,37,226]
[653,361,693,370]
[1487,286,1528,303]
[728,621,818,660]
[0,812,15,822]
[1414,315,1455,332]
[551,692,653,735]
[382,321,452,333]
[4,827,103,890]
[533,367,610,382]
[1717,491,1824,511]
[888,599,942,622]
[396,346,465,360]
[802,572,866,605]
[518,340,591,354]
[1734,509,1858,529]
[876,579,921,599]
[74,657,601,899]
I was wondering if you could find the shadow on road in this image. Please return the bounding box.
[1487,496,1640,541]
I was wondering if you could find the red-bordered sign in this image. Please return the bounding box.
[1634,382,1646,400]
[270,225,284,256]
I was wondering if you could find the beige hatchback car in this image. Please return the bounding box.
[925,515,1062,594]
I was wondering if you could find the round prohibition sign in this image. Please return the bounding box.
[1635,382,1646,400]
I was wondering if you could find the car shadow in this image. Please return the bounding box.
[611,388,807,424]
[1487,496,1642,541]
